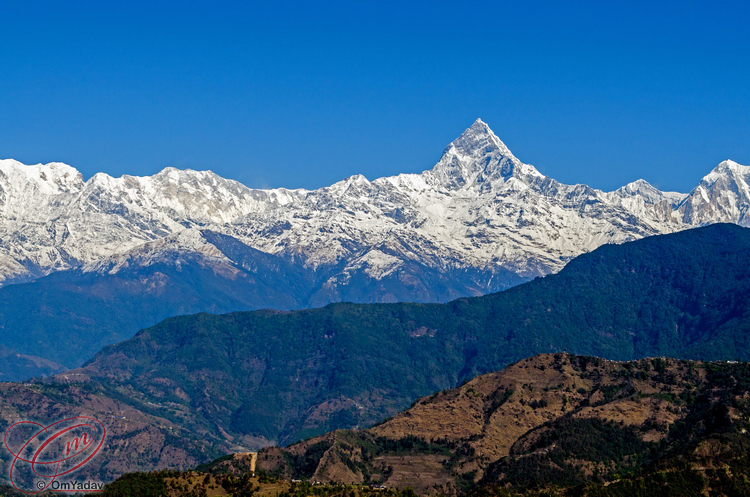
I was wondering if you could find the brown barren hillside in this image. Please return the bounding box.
[253,353,748,495]
[0,381,226,484]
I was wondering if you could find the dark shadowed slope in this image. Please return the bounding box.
[0,229,526,379]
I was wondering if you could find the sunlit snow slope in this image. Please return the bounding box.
[1,119,748,299]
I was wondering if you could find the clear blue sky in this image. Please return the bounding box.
[1,1,748,192]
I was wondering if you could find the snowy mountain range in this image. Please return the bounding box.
[1,119,749,379]
[1,119,748,293]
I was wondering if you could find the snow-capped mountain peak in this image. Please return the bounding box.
[0,159,84,195]
[0,159,85,222]
[701,159,750,185]
[450,118,516,159]
[676,159,750,226]
[428,118,542,189]
[0,119,748,296]
[615,179,669,204]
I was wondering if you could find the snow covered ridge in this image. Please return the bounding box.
[0,119,748,294]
